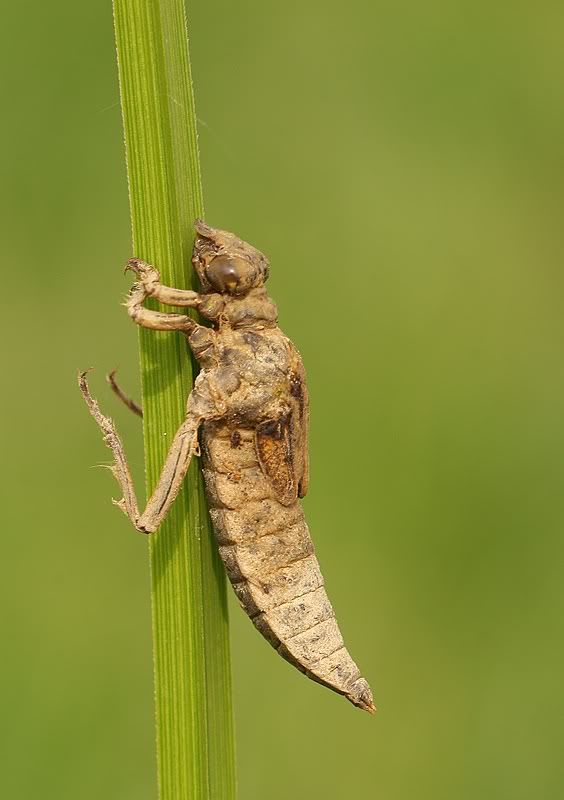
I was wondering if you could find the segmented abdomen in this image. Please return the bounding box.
[201,423,374,712]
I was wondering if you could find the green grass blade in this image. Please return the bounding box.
[112,1,237,797]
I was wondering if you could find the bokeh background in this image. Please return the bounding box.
[2,1,564,797]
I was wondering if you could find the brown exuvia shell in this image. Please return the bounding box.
[80,221,375,713]
[191,223,374,713]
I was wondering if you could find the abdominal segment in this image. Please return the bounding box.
[201,423,374,712]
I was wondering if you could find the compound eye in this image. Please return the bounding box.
[206,256,244,293]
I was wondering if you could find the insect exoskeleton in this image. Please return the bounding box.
[79,221,374,712]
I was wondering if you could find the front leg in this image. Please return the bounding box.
[124,259,207,333]
[79,372,215,533]
[127,258,204,307]
[126,283,201,332]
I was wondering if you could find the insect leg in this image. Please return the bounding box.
[79,370,142,528]
[79,371,220,533]
[133,371,224,532]
[126,283,201,331]
[106,369,143,418]
[134,411,202,532]
[126,258,203,307]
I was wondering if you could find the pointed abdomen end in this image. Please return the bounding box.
[347,678,376,714]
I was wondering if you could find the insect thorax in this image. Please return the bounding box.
[199,288,278,330]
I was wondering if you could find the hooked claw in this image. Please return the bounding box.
[124,258,161,295]
[124,257,147,276]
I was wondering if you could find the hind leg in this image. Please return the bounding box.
[79,371,220,533]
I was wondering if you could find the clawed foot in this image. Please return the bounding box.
[125,258,161,295]
[123,256,202,330]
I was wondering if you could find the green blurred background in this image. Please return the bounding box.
[2,1,564,797]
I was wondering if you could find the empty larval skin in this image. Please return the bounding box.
[80,221,374,713]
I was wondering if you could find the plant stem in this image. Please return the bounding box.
[112,1,236,797]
